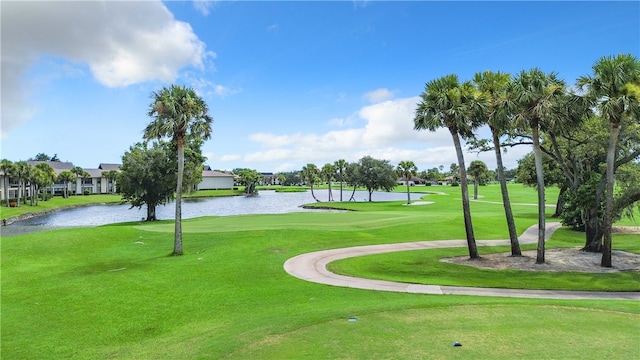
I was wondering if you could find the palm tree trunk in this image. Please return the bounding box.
[492,130,520,256]
[16,177,21,207]
[601,123,620,267]
[451,129,479,259]
[3,178,8,207]
[531,125,546,264]
[473,179,479,200]
[310,184,319,202]
[174,137,185,256]
[406,182,411,204]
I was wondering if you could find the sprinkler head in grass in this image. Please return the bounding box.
[452,342,462,347]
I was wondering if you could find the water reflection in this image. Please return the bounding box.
[4,190,408,233]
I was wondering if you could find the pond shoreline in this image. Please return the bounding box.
[1,202,123,226]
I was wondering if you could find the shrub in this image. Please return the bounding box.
[83,190,91,196]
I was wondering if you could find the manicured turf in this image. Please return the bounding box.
[1,184,638,359]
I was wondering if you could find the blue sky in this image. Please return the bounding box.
[2,1,638,173]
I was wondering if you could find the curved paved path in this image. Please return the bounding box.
[284,222,639,300]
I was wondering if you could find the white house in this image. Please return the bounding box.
[197,168,236,190]
[1,161,237,202]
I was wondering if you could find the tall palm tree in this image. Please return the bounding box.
[321,163,335,201]
[467,160,488,200]
[509,69,566,264]
[334,159,347,201]
[396,160,418,205]
[577,54,640,267]
[473,71,521,256]
[301,164,320,202]
[14,161,30,206]
[144,84,213,256]
[414,74,485,259]
[0,159,15,207]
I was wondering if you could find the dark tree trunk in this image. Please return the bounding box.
[146,203,157,221]
[451,128,479,259]
[349,186,357,201]
[601,122,620,267]
[473,179,479,200]
[310,185,319,202]
[554,186,566,218]
[492,129,520,256]
[174,136,184,256]
[406,182,411,204]
[531,124,546,264]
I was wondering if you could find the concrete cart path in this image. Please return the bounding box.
[283,222,640,300]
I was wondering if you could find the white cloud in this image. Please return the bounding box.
[1,0,210,138]
[363,88,395,103]
[219,93,531,172]
[193,0,216,16]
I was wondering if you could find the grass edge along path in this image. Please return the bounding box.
[284,222,640,300]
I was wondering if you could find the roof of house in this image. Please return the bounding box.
[27,160,74,171]
[98,163,121,170]
[202,170,235,178]
[84,169,105,178]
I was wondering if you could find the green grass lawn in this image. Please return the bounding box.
[2,184,638,359]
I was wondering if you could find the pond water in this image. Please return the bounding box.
[3,189,409,235]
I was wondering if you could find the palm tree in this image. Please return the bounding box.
[467,160,488,200]
[301,164,320,202]
[473,71,521,256]
[102,170,119,194]
[509,69,566,264]
[57,171,76,198]
[577,54,640,267]
[71,166,90,195]
[144,84,213,256]
[321,163,335,201]
[35,163,56,200]
[334,159,347,201]
[396,161,418,204]
[14,161,30,206]
[414,74,485,259]
[0,159,15,207]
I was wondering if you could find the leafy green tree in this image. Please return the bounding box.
[414,74,484,259]
[357,156,397,202]
[577,53,640,267]
[276,173,286,186]
[473,70,521,255]
[235,168,263,195]
[467,160,489,200]
[321,163,335,201]
[279,171,301,186]
[57,171,76,198]
[301,164,320,202]
[30,153,53,161]
[509,69,566,264]
[144,84,213,256]
[334,159,347,201]
[396,160,418,204]
[0,159,15,206]
[118,142,177,221]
